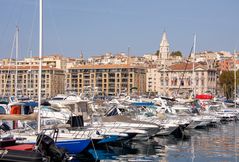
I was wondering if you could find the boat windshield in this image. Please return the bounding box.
[41,106,60,112]
[0,97,9,104]
[0,106,6,114]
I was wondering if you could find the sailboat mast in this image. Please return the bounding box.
[192,34,196,98]
[15,26,19,97]
[234,50,237,109]
[37,0,43,133]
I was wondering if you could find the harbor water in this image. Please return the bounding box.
[74,121,239,162]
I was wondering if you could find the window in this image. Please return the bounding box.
[161,79,164,86]
[180,80,184,86]
[196,79,199,85]
[188,78,191,86]
[201,79,204,86]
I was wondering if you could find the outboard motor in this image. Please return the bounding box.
[36,133,69,162]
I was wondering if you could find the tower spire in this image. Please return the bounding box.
[80,50,83,59]
[159,31,169,59]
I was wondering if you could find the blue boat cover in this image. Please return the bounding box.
[132,102,154,106]
[20,101,38,107]
[97,136,119,144]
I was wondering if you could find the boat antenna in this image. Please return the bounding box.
[37,0,43,133]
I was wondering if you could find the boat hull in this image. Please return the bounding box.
[56,139,91,154]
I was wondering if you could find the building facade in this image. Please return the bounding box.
[66,64,146,96]
[0,66,65,98]
[146,67,160,93]
[146,62,218,97]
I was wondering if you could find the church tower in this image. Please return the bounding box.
[80,51,84,59]
[159,31,170,59]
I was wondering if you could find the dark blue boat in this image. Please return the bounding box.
[56,139,91,154]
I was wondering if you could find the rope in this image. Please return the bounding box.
[90,137,98,160]
[0,1,18,54]
[3,32,15,96]
[26,0,38,55]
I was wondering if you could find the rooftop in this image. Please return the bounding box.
[169,62,206,70]
[70,64,145,69]
[0,65,62,71]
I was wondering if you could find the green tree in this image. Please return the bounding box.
[170,51,182,57]
[154,50,160,56]
[219,71,239,99]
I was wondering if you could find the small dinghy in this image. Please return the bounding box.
[0,149,43,162]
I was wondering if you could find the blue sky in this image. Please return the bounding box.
[0,0,238,59]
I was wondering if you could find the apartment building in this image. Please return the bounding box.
[0,59,15,66]
[0,66,65,98]
[146,67,159,93]
[66,64,146,96]
[193,51,232,62]
[16,55,68,69]
[87,53,128,65]
[147,62,217,96]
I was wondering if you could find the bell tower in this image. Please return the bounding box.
[159,31,170,59]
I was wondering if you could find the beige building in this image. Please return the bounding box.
[66,64,146,96]
[0,59,15,66]
[88,53,130,65]
[0,66,65,98]
[17,55,68,69]
[193,51,232,62]
[0,54,87,70]
[147,62,217,97]
[146,67,160,93]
